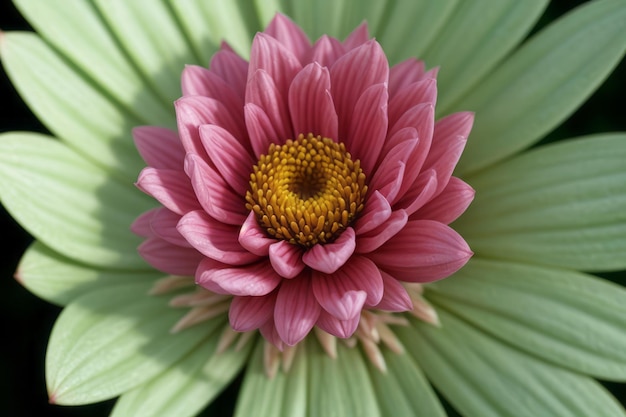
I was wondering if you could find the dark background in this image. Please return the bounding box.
[1,1,624,416]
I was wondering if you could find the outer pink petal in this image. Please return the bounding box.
[394,169,438,215]
[302,227,356,274]
[269,240,306,278]
[177,210,259,265]
[306,35,346,68]
[133,126,184,170]
[375,271,413,312]
[245,103,285,158]
[388,78,437,128]
[370,219,473,283]
[356,209,408,254]
[209,47,249,101]
[185,153,247,225]
[343,22,370,50]
[239,211,275,256]
[199,124,254,195]
[138,237,203,276]
[316,309,360,339]
[196,260,282,296]
[181,65,243,115]
[264,13,311,63]
[389,58,426,98]
[288,63,338,140]
[413,176,475,224]
[275,274,321,346]
[354,191,392,235]
[369,138,418,204]
[229,293,277,332]
[131,207,158,237]
[136,167,200,216]
[149,208,190,247]
[312,256,383,320]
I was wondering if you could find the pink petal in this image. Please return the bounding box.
[260,318,285,351]
[316,309,360,339]
[264,13,311,63]
[138,237,203,276]
[356,209,408,254]
[370,138,418,204]
[343,22,370,50]
[370,220,473,283]
[388,78,437,128]
[149,207,190,247]
[274,274,321,346]
[199,124,254,195]
[354,191,392,235]
[196,260,282,296]
[136,167,199,216]
[133,126,184,170]
[181,65,243,115]
[306,35,346,67]
[302,227,356,274]
[288,63,338,140]
[394,169,438,215]
[347,83,389,174]
[388,102,434,145]
[209,47,249,101]
[185,153,247,225]
[269,240,305,278]
[245,103,285,158]
[131,208,158,237]
[389,58,426,98]
[312,256,383,320]
[177,210,259,265]
[375,271,413,312]
[229,293,277,332]
[413,176,475,224]
[239,211,275,256]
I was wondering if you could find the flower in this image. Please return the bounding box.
[1,1,626,417]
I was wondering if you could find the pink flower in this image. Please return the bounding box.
[134,14,474,348]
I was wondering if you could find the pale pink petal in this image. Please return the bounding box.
[343,22,370,50]
[177,210,259,265]
[275,274,321,346]
[136,167,200,215]
[181,65,243,115]
[375,271,413,312]
[199,124,255,195]
[229,293,277,332]
[413,176,475,224]
[131,207,158,237]
[354,191,392,235]
[316,309,360,339]
[149,208,190,247]
[356,209,408,254]
[302,227,356,274]
[394,169,438,215]
[370,220,473,283]
[209,47,249,100]
[347,83,389,174]
[312,256,383,320]
[306,35,345,67]
[138,237,203,276]
[196,260,282,296]
[239,211,275,256]
[388,78,437,128]
[264,13,311,63]
[133,126,184,170]
[288,63,338,140]
[389,58,426,97]
[269,240,306,278]
[185,153,247,225]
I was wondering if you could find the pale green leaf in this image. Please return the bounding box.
[428,258,626,381]
[17,241,160,306]
[398,311,626,417]
[0,33,147,181]
[0,133,153,269]
[46,282,223,405]
[456,0,626,175]
[457,134,626,271]
[368,350,446,417]
[421,0,548,114]
[13,0,175,128]
[113,334,252,417]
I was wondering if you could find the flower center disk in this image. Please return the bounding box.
[246,133,367,247]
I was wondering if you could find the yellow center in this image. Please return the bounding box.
[246,133,367,247]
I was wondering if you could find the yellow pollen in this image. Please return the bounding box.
[246,133,367,247]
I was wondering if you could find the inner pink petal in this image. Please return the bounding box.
[269,240,306,278]
[412,176,475,224]
[238,211,275,256]
[302,227,356,274]
[354,191,392,236]
[356,209,408,254]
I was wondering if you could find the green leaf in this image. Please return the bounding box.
[456,0,626,175]
[0,133,153,269]
[112,333,252,417]
[429,258,626,381]
[234,339,307,417]
[398,311,626,417]
[420,0,548,114]
[368,350,446,417]
[0,32,146,182]
[17,241,160,306]
[46,282,223,405]
[13,0,175,128]
[457,134,626,271]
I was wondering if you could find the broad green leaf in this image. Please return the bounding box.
[456,0,626,175]
[113,333,252,417]
[398,311,626,417]
[13,0,175,128]
[308,339,382,417]
[421,0,548,114]
[428,258,626,381]
[368,350,446,417]
[0,133,153,269]
[17,241,160,306]
[457,134,626,271]
[46,282,223,405]
[0,33,147,182]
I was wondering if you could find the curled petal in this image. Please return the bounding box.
[229,293,277,332]
[354,191,392,235]
[357,209,408,254]
[269,240,306,278]
[239,211,275,256]
[302,227,356,274]
[197,260,282,296]
[275,274,321,346]
[133,126,184,170]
